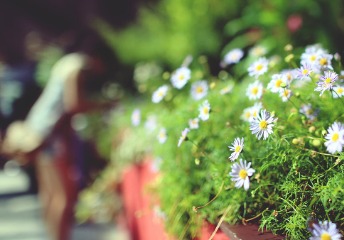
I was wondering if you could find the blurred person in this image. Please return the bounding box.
[0,1,141,239]
[0,46,42,192]
[2,46,115,240]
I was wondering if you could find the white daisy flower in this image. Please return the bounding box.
[301,51,320,70]
[300,44,326,72]
[267,74,288,93]
[198,100,211,121]
[189,118,199,129]
[219,84,234,95]
[229,159,255,191]
[228,137,244,161]
[171,67,191,89]
[310,220,342,240]
[241,107,253,122]
[315,71,338,96]
[248,57,269,77]
[279,88,292,102]
[324,122,344,154]
[223,48,244,65]
[246,80,264,100]
[250,109,277,140]
[190,80,208,100]
[250,45,267,57]
[332,85,344,98]
[177,128,190,147]
[157,128,167,144]
[299,104,318,121]
[297,63,313,80]
[282,69,298,84]
[241,102,263,122]
[317,53,333,70]
[145,115,157,131]
[131,109,141,126]
[152,85,169,103]
[301,45,334,73]
[250,102,263,120]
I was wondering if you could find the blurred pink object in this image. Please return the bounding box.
[287,14,303,32]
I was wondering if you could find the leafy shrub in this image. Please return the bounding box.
[110,43,344,239]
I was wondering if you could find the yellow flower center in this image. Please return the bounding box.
[235,145,241,153]
[231,53,239,60]
[253,47,264,56]
[239,169,248,179]
[203,107,209,115]
[319,58,328,66]
[337,88,343,94]
[178,74,185,81]
[158,91,164,97]
[325,77,332,84]
[251,87,259,95]
[286,73,292,81]
[302,69,309,75]
[252,111,258,117]
[259,120,268,129]
[196,86,204,93]
[332,133,339,142]
[255,64,263,71]
[275,79,283,87]
[320,232,331,240]
[245,112,251,118]
[282,89,289,97]
[310,55,317,62]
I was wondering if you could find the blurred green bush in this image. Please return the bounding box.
[95,0,344,69]
[75,0,344,238]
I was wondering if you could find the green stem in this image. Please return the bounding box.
[193,181,224,212]
[242,208,269,224]
[298,146,338,158]
[287,96,299,110]
[331,89,344,106]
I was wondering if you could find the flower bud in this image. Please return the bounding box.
[280,82,287,88]
[162,71,170,80]
[218,70,228,80]
[285,54,294,63]
[284,44,293,51]
[334,53,341,61]
[312,139,321,147]
[308,126,316,133]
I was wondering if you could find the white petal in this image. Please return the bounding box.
[243,178,250,190]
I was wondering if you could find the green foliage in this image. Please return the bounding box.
[95,0,344,68]
[78,0,344,238]
[95,0,238,66]
[104,43,344,239]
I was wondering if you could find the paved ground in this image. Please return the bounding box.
[0,167,129,240]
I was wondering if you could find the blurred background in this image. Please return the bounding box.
[1,0,344,239]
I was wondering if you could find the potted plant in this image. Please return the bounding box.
[93,41,343,240]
